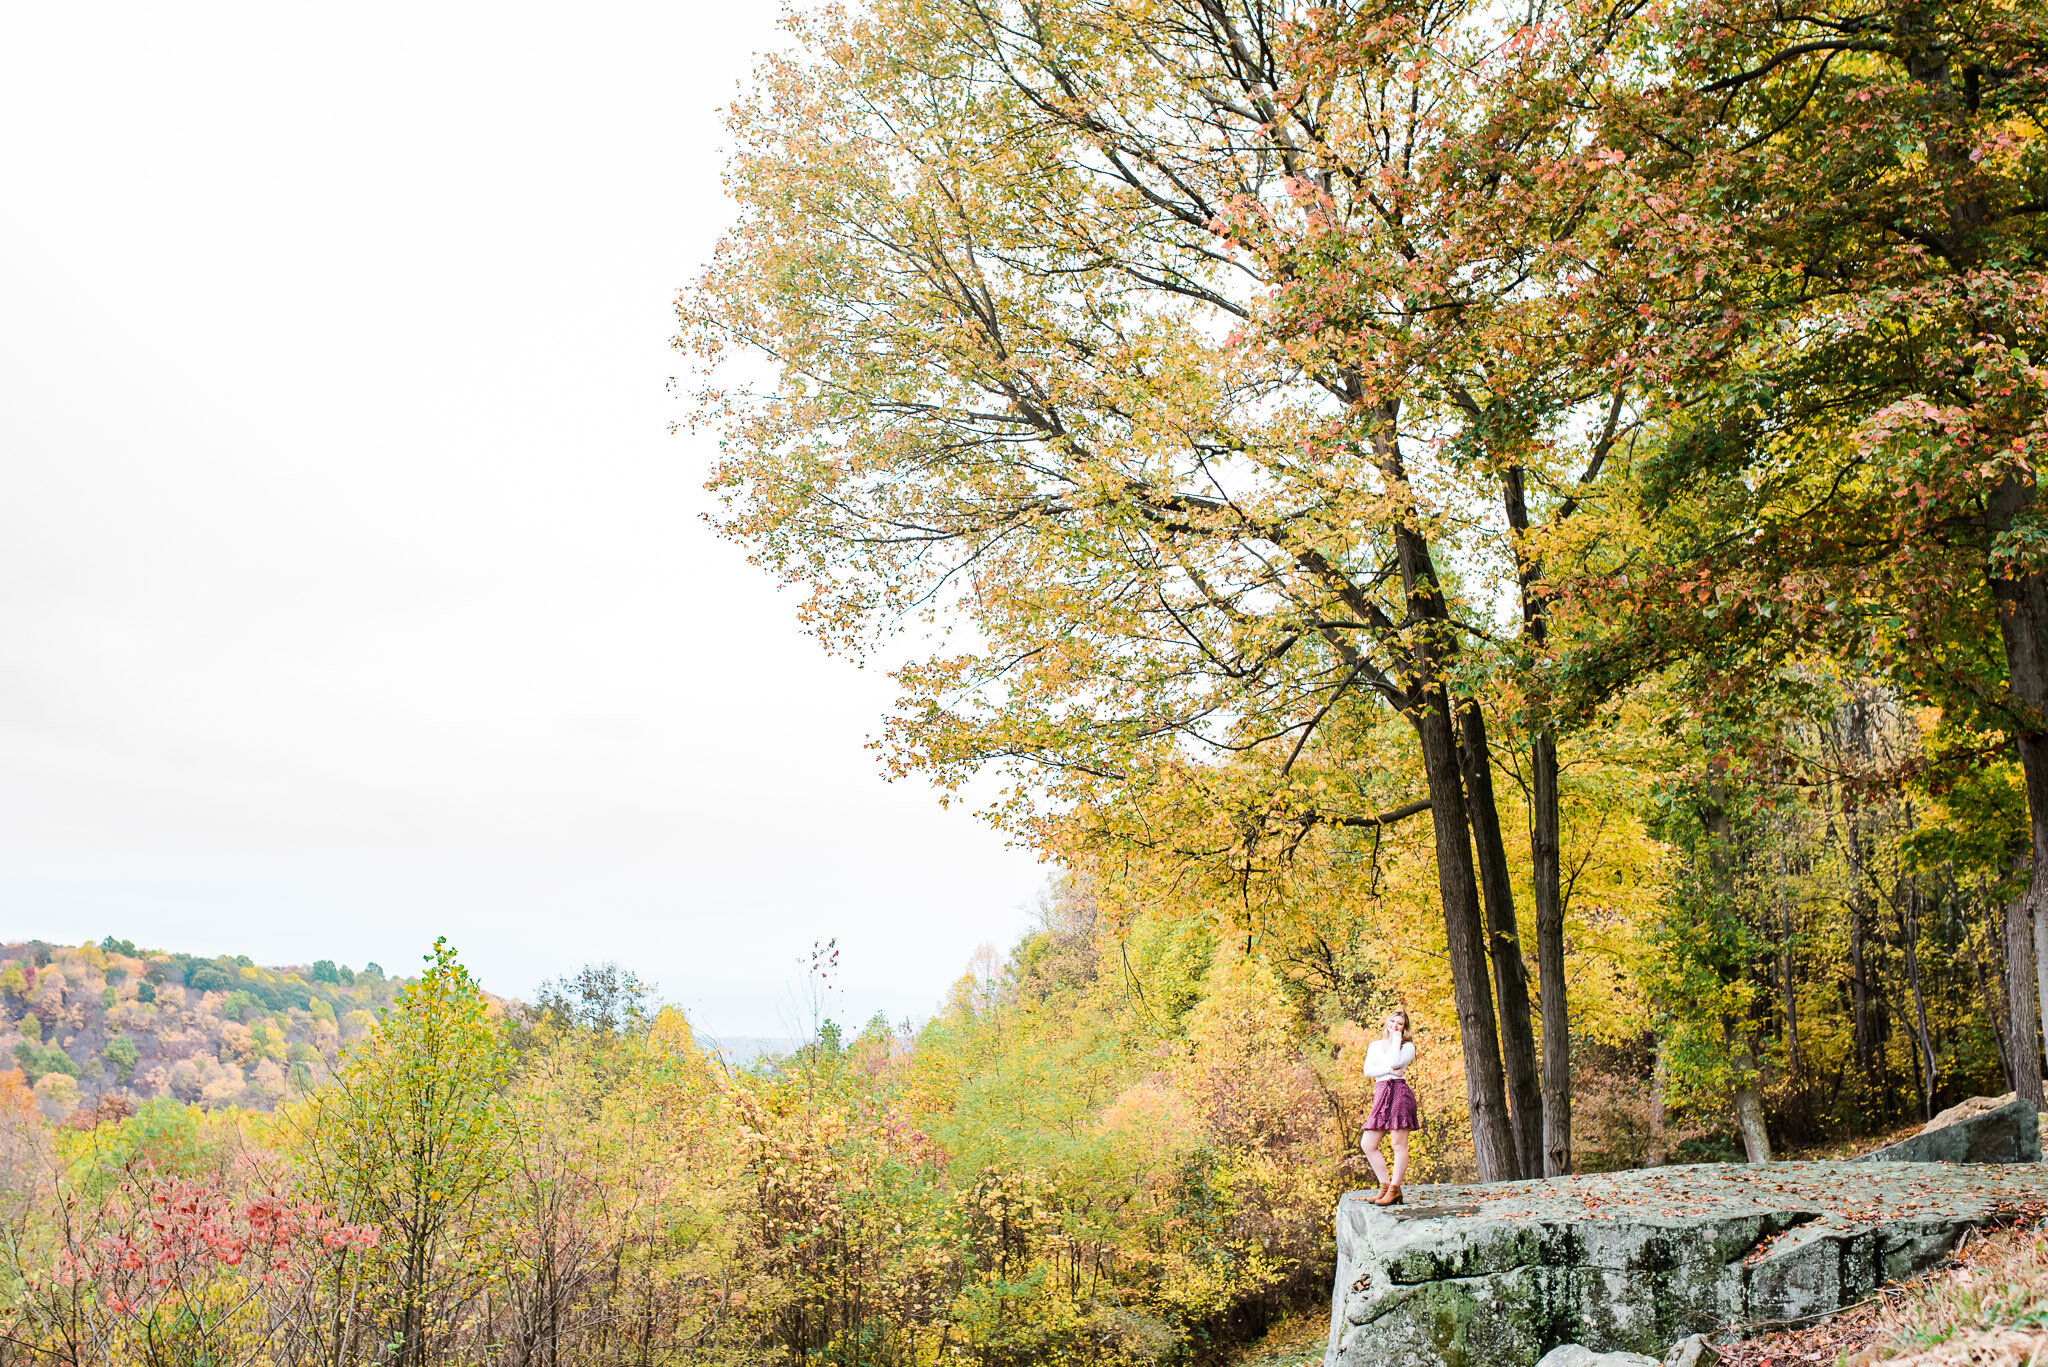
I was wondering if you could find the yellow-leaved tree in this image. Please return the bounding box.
[290,938,510,1367]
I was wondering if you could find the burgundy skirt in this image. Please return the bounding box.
[1366,1078,1419,1132]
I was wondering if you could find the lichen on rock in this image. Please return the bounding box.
[1324,1162,2048,1367]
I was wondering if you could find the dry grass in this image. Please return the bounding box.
[1220,1310,1328,1367]
[1776,1117,1930,1163]
[1843,1220,2048,1366]
[1854,1328,2048,1366]
[1709,1212,2048,1367]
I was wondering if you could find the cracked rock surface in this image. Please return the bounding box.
[1324,1162,2048,1367]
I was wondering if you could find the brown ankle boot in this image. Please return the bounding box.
[1369,1184,1393,1206]
[1382,1184,1404,1206]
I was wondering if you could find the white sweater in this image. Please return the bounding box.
[1363,1038,1415,1082]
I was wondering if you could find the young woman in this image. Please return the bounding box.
[1360,1009,1419,1206]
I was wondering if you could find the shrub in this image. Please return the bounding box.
[33,1072,79,1121]
[187,967,231,994]
[13,1043,74,1084]
[105,1035,138,1084]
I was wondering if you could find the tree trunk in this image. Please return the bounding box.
[1501,465,1572,1176]
[1987,525,2048,1107]
[1971,925,2015,1090]
[1775,845,1799,1083]
[1731,1075,1772,1163]
[1899,881,1937,1118]
[1531,724,1570,1175]
[1457,701,1544,1179]
[1921,0,2048,1111]
[2004,889,2043,1105]
[1384,498,1521,1182]
[1647,1036,1669,1166]
[2034,899,2048,1083]
[1701,797,1770,1161]
[1415,687,1522,1182]
[1849,893,1878,1087]
[1838,696,1892,1096]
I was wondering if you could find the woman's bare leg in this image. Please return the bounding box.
[1361,1129,1390,1185]
[1390,1130,1411,1186]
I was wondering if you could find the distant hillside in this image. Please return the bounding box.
[702,1035,803,1066]
[0,938,411,1122]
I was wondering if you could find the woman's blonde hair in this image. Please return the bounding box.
[1385,1008,1412,1044]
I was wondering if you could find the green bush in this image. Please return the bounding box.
[12,1042,74,1083]
[105,1035,138,1083]
[187,966,232,994]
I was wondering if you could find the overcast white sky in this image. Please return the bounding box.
[0,1,1047,1034]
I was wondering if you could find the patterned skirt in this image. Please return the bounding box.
[1366,1078,1420,1132]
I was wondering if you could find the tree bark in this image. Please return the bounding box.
[1971,921,2015,1091]
[1385,504,1520,1182]
[1899,881,1937,1119]
[2034,900,2048,1084]
[1992,561,2048,1107]
[1731,1076,1772,1163]
[1531,725,1570,1175]
[1775,845,1799,1084]
[1848,887,1878,1087]
[1502,465,1572,1176]
[1646,1036,1669,1167]
[2004,889,2043,1105]
[1457,701,1544,1179]
[1839,701,1887,1093]
[1415,687,1521,1181]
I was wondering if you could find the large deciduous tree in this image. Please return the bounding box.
[1572,0,2048,1100]
[683,0,1651,1178]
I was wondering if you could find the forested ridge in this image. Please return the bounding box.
[0,840,2012,1365]
[0,939,404,1122]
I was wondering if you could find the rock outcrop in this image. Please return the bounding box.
[1852,1095,2041,1165]
[1534,1347,1658,1367]
[1324,1162,2048,1367]
[1661,1334,1719,1367]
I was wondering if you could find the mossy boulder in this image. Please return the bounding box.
[1325,1162,2048,1367]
